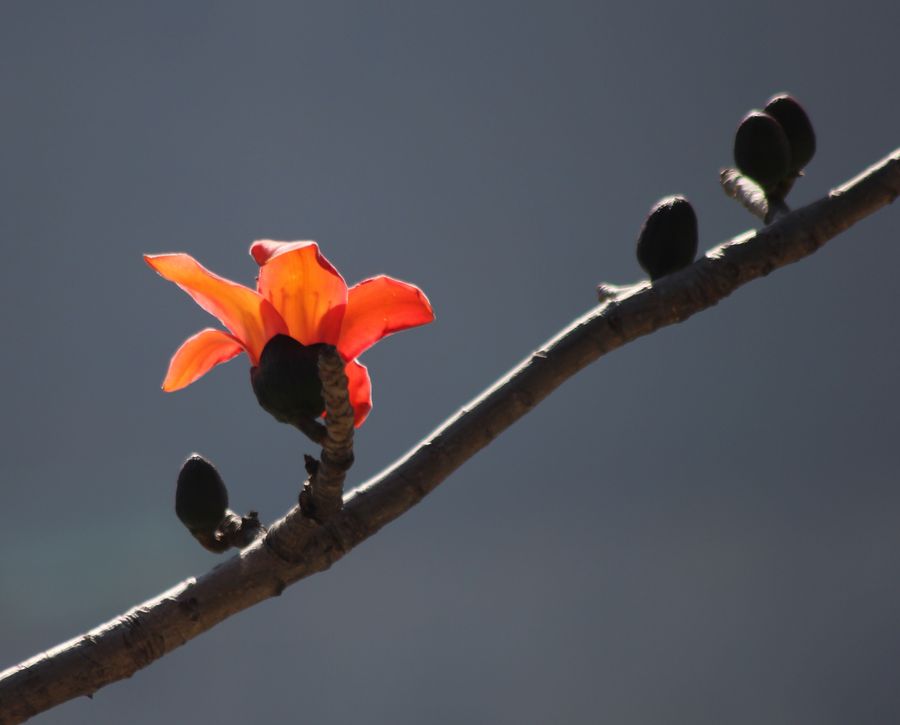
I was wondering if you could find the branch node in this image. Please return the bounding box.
[214,510,266,550]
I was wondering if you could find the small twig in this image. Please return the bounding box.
[265,347,355,560]
[300,347,355,522]
[720,167,791,223]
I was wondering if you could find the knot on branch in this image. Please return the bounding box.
[213,510,266,551]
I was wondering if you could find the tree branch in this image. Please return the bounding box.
[269,346,356,559]
[1,147,898,724]
[308,346,356,519]
[720,167,792,223]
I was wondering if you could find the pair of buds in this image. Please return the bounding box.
[733,94,816,200]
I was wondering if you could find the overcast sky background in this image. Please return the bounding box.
[2,2,899,723]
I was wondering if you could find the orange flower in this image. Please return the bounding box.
[145,240,434,427]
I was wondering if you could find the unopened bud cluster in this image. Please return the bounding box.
[734,94,816,199]
[632,93,815,282]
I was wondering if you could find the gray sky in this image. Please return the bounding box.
[2,2,899,723]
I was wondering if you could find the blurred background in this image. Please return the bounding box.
[1,2,898,723]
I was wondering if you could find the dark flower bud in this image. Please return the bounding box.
[176,454,229,536]
[636,195,699,281]
[733,111,791,193]
[250,334,329,426]
[763,93,816,175]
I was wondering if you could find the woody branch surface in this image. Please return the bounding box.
[310,347,356,515]
[1,148,898,724]
[267,346,356,559]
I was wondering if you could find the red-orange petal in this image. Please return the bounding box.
[338,276,435,361]
[250,240,348,346]
[345,359,373,427]
[162,328,245,392]
[145,253,287,363]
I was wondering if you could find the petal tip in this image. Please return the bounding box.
[161,375,187,392]
[160,328,246,392]
[250,239,320,266]
[418,289,436,321]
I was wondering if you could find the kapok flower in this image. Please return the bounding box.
[144,240,434,427]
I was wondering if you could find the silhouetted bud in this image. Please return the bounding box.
[733,111,791,193]
[250,334,328,425]
[176,454,229,536]
[636,195,698,280]
[764,94,816,175]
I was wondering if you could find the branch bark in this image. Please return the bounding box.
[720,167,792,222]
[307,346,356,520]
[269,346,356,559]
[1,148,898,723]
